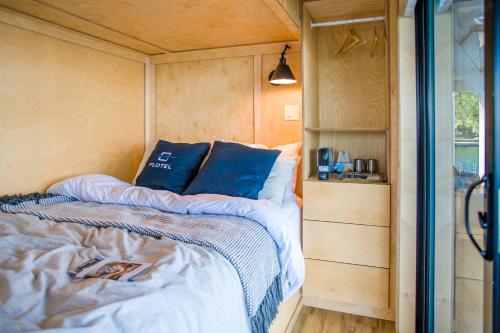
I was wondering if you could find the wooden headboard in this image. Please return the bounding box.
[152,46,303,196]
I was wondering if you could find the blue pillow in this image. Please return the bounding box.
[183,141,280,199]
[135,140,210,194]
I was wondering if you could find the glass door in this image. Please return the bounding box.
[431,0,499,332]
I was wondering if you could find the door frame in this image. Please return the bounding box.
[414,0,435,332]
[487,0,500,331]
[414,0,500,331]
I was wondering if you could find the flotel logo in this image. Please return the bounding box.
[148,152,172,169]
[158,152,171,162]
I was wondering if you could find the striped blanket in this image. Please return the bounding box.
[0,194,283,333]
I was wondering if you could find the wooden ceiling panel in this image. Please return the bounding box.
[304,0,385,23]
[0,0,167,54]
[0,0,299,54]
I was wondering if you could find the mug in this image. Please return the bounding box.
[353,159,365,173]
[366,159,377,174]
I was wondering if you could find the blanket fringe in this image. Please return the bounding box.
[250,274,284,333]
[0,192,55,206]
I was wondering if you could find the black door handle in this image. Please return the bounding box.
[464,175,490,259]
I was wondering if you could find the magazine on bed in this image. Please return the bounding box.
[69,255,151,282]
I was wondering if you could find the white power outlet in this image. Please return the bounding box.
[284,105,300,121]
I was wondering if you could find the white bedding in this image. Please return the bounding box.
[47,174,304,297]
[0,213,250,333]
[0,174,305,332]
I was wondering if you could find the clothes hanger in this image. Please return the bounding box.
[370,25,379,57]
[335,25,360,56]
[339,28,366,55]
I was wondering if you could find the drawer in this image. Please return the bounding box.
[303,181,390,226]
[303,259,389,309]
[303,220,389,268]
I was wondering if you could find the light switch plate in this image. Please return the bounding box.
[284,105,300,121]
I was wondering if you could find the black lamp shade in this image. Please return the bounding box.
[269,45,297,85]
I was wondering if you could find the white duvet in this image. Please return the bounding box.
[0,174,305,333]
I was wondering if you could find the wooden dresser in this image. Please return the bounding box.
[301,179,392,319]
[300,0,398,321]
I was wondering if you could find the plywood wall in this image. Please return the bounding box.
[155,57,255,143]
[317,22,387,129]
[260,52,302,147]
[0,23,145,195]
[397,16,417,333]
[154,51,302,148]
[154,48,302,195]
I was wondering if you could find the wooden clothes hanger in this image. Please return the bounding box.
[335,26,359,56]
[336,27,366,56]
[370,25,379,57]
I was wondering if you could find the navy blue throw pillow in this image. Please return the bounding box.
[183,141,280,199]
[135,140,210,194]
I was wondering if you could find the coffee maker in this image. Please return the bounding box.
[317,148,333,180]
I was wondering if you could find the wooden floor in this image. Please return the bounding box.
[291,307,395,333]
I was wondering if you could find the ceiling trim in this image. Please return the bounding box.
[151,41,301,65]
[34,0,171,53]
[263,0,301,39]
[0,6,148,63]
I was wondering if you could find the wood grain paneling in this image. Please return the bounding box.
[0,0,165,54]
[260,52,302,147]
[263,0,301,37]
[304,0,385,23]
[292,307,395,333]
[397,16,417,333]
[387,0,399,311]
[155,57,254,143]
[151,41,301,65]
[2,0,299,54]
[302,9,319,179]
[269,291,302,333]
[303,220,390,267]
[455,278,483,333]
[318,23,387,130]
[0,6,147,62]
[303,259,389,309]
[456,233,484,280]
[278,0,301,28]
[318,131,387,174]
[303,181,390,226]
[0,23,144,195]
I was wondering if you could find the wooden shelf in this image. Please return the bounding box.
[305,175,389,185]
[305,127,389,133]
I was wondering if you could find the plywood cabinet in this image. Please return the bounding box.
[301,0,397,322]
[303,180,390,226]
[304,260,389,308]
[303,219,390,267]
[301,182,392,320]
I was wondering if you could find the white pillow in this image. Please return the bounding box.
[272,143,302,191]
[258,156,299,205]
[273,142,302,157]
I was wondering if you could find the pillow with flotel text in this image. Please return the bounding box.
[135,140,210,194]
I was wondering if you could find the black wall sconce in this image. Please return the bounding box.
[268,45,296,86]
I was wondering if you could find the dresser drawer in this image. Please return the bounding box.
[303,220,390,268]
[303,259,389,309]
[303,181,390,226]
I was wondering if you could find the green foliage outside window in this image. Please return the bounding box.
[455,92,480,139]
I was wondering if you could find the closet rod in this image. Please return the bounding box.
[311,16,385,28]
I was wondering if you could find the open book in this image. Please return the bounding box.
[69,256,151,282]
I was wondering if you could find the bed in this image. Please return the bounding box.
[0,173,304,333]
